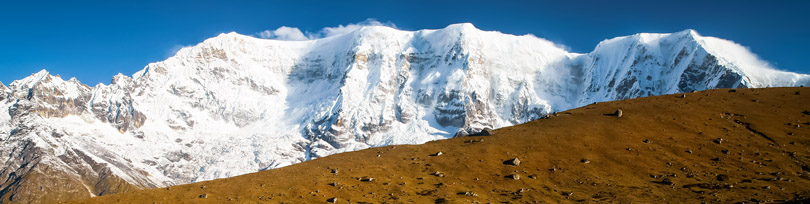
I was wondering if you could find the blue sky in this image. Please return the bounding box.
[1,0,808,85]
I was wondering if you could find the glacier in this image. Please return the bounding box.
[0,23,808,202]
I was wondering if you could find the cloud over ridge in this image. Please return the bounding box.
[256,18,397,41]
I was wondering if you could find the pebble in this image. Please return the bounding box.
[432,171,445,177]
[504,158,521,166]
[458,191,478,197]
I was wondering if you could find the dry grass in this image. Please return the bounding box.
[70,87,810,203]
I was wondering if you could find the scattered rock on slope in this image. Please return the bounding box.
[503,158,521,166]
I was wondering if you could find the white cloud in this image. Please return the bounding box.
[321,19,397,37]
[256,19,397,41]
[258,26,312,41]
[257,30,274,39]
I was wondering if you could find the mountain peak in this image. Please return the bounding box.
[599,29,701,46]
[680,28,699,36]
[199,32,257,47]
[669,29,701,42]
[33,69,50,77]
[11,69,52,88]
[215,31,245,38]
[110,73,131,85]
[440,22,479,34]
[445,22,477,30]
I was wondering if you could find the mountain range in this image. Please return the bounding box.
[0,23,808,203]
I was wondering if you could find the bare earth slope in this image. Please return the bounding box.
[74,87,810,203]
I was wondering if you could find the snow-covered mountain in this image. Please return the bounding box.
[1,23,808,203]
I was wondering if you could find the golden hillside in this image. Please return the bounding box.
[72,87,810,203]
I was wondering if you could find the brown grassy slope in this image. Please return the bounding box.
[72,87,810,203]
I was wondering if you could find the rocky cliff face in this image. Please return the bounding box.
[0,23,808,203]
[0,73,146,203]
